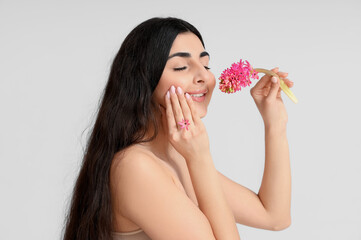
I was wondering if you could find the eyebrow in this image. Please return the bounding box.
[168,51,210,60]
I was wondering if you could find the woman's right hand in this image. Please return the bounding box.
[250,68,292,129]
[159,85,211,161]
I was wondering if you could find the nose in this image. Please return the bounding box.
[193,62,209,84]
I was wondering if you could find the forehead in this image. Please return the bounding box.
[169,32,204,55]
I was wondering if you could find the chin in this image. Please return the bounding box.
[197,107,208,119]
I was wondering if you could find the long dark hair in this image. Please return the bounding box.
[62,17,204,240]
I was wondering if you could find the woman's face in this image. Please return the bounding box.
[153,32,216,118]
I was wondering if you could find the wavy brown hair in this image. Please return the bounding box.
[62,17,205,240]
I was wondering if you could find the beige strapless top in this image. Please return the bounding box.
[112,229,151,240]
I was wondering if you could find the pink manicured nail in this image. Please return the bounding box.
[170,86,176,94]
[177,86,183,94]
[185,93,191,99]
[271,76,277,83]
[166,91,170,98]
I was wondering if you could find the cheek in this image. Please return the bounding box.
[208,74,216,94]
[211,76,216,89]
[157,72,188,94]
[153,74,181,107]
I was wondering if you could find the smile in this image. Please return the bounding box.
[190,93,205,97]
[186,90,207,102]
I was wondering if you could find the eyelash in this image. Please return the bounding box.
[174,66,211,71]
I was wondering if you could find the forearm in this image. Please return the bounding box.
[186,153,240,240]
[258,126,291,226]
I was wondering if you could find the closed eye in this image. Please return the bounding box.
[174,66,211,71]
[174,67,187,71]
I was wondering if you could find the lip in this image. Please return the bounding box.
[186,89,208,102]
[186,89,208,95]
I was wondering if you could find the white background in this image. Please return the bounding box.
[1,0,360,239]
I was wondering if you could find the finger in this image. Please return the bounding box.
[253,74,271,90]
[277,89,282,98]
[267,76,280,100]
[272,67,279,73]
[164,90,177,132]
[253,67,279,90]
[277,71,288,78]
[169,85,184,128]
[276,70,293,87]
[283,78,294,88]
[262,86,271,97]
[259,67,284,96]
[277,85,282,97]
[176,86,194,124]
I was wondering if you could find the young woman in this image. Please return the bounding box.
[63,17,292,240]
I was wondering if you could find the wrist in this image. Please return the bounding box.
[265,124,287,135]
[185,151,213,166]
[263,116,288,132]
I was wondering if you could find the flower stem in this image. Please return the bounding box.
[254,68,298,104]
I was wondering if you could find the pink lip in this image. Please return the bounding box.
[190,94,206,102]
[186,90,208,102]
[186,89,208,95]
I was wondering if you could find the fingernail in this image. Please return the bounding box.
[166,91,170,98]
[185,93,191,99]
[171,86,175,94]
[271,76,277,83]
[177,86,183,94]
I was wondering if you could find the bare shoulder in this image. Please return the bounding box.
[110,144,173,212]
[110,144,169,192]
[111,144,161,176]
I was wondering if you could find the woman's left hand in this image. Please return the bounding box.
[250,67,294,129]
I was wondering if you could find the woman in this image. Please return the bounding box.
[63,17,292,240]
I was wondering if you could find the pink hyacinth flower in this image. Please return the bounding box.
[219,59,259,94]
[178,118,190,130]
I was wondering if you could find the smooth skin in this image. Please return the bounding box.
[110,32,293,239]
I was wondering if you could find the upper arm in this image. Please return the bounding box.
[111,151,216,240]
[217,170,275,230]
